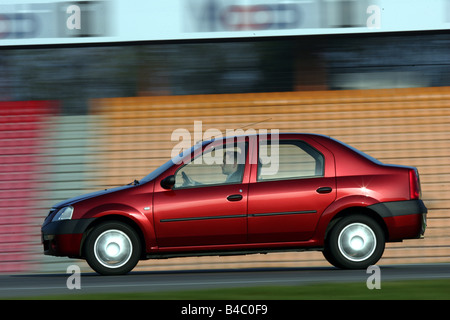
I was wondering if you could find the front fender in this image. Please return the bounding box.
[84,203,141,218]
[82,203,157,253]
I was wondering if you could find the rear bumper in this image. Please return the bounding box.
[41,218,95,257]
[368,200,427,218]
[368,200,427,241]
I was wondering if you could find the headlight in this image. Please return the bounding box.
[52,206,74,222]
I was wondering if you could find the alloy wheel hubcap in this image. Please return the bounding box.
[338,223,376,262]
[94,229,133,268]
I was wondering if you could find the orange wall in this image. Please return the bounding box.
[91,87,450,269]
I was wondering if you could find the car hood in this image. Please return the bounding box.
[52,185,133,209]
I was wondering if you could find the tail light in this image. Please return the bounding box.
[409,169,421,200]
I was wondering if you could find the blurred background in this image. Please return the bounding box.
[0,0,449,273]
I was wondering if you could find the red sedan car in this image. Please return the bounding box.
[42,133,427,275]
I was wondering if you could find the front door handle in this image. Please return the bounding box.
[316,187,332,194]
[227,194,243,201]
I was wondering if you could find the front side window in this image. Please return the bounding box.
[174,143,247,188]
[258,140,324,181]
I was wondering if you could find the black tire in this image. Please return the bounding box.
[323,214,385,269]
[84,221,141,275]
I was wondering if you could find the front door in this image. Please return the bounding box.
[153,141,249,247]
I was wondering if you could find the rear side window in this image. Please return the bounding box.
[257,140,324,181]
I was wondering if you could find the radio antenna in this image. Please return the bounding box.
[238,117,272,130]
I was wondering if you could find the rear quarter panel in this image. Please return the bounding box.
[311,135,413,242]
[312,135,411,202]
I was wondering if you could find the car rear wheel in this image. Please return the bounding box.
[323,214,385,269]
[84,221,141,275]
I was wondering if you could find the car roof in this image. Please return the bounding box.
[204,132,329,143]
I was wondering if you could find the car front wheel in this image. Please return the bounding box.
[323,214,385,269]
[84,221,141,275]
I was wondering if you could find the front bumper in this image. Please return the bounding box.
[41,218,95,257]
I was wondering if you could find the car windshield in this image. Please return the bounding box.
[139,140,213,183]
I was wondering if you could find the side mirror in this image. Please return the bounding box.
[160,175,175,190]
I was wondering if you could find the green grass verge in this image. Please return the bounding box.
[19,278,450,300]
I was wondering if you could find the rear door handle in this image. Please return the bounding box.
[227,194,243,201]
[316,187,332,194]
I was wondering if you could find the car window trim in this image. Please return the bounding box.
[173,141,249,190]
[256,139,325,182]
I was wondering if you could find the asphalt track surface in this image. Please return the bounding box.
[1,263,449,299]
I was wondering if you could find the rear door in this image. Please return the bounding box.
[248,136,336,243]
